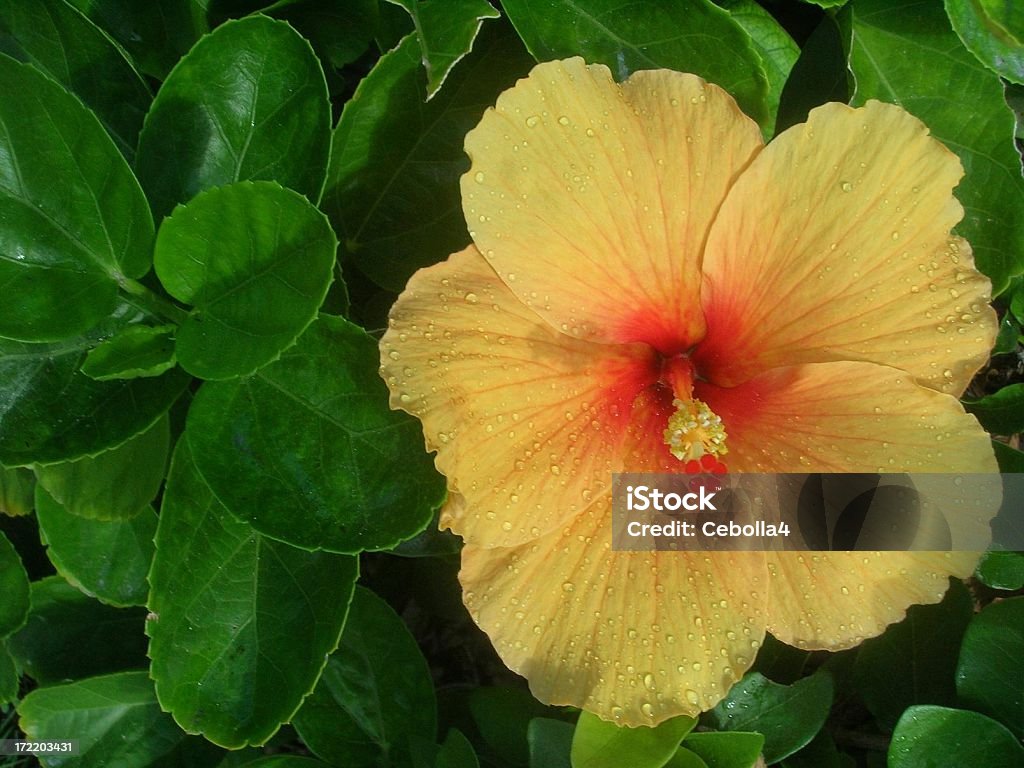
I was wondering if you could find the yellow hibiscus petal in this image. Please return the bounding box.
[459,495,768,726]
[695,100,996,393]
[461,58,763,354]
[380,246,657,547]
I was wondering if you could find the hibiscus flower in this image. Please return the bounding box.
[379,58,997,726]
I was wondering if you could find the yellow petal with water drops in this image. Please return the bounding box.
[461,58,763,355]
[459,493,768,726]
[696,100,996,394]
[380,246,658,547]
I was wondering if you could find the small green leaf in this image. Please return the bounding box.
[81,324,177,381]
[0,531,29,637]
[386,0,499,98]
[18,671,224,768]
[0,465,34,517]
[945,0,1024,83]
[471,686,557,766]
[956,596,1024,737]
[0,641,16,706]
[6,576,148,684]
[324,24,534,291]
[154,182,337,380]
[0,305,190,467]
[706,671,832,764]
[502,0,770,131]
[570,711,696,768]
[994,440,1024,471]
[663,748,708,768]
[186,315,445,553]
[852,580,973,730]
[965,384,1024,435]
[848,0,1024,291]
[292,586,436,767]
[135,15,331,221]
[35,486,156,607]
[528,718,574,768]
[437,729,480,768]
[34,414,169,521]
[680,732,764,768]
[0,54,154,342]
[888,705,1024,767]
[975,549,1024,590]
[993,314,1020,355]
[148,440,358,748]
[234,759,334,768]
[779,731,847,768]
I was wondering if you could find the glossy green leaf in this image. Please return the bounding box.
[81,324,177,381]
[135,15,331,221]
[6,576,148,684]
[437,729,479,768]
[528,718,574,768]
[232,759,333,768]
[0,54,153,342]
[324,25,534,291]
[154,182,337,380]
[66,0,208,79]
[34,415,169,521]
[945,0,1024,83]
[0,641,16,706]
[779,731,847,768]
[775,12,850,134]
[292,586,435,767]
[148,440,358,748]
[502,0,770,130]
[266,0,379,70]
[706,671,832,764]
[35,486,155,607]
[187,315,445,553]
[387,0,499,98]
[956,596,1024,737]
[663,748,707,768]
[0,466,33,516]
[752,633,814,685]
[852,580,972,730]
[975,549,1024,589]
[800,0,847,7]
[570,711,696,768]
[0,531,29,637]
[18,671,224,768]
[994,439,1024,471]
[848,0,1024,292]
[888,705,1024,768]
[471,686,556,766]
[994,314,1021,354]
[0,0,151,160]
[965,384,1024,435]
[680,732,764,768]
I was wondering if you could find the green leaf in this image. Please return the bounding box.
[888,705,1024,768]
[35,486,156,607]
[471,686,556,766]
[956,596,1024,737]
[975,549,1024,590]
[663,748,708,768]
[6,576,148,684]
[437,729,480,768]
[18,671,224,768]
[502,0,770,131]
[680,732,764,768]
[528,718,574,768]
[229,759,333,768]
[752,633,814,685]
[716,0,799,136]
[775,12,850,134]
[265,0,379,70]
[779,731,847,768]
[705,671,833,764]
[852,580,973,730]
[994,439,1024,471]
[0,54,154,342]
[0,0,151,160]
[81,324,177,380]
[66,0,208,79]
[324,24,534,291]
[570,711,696,768]
[135,15,331,221]
[847,0,1024,292]
[386,0,499,98]
[945,0,1024,83]
[0,641,16,706]
[993,314,1020,354]
[0,531,29,637]
[965,383,1024,435]
[148,440,358,748]
[154,182,337,380]
[0,465,34,517]
[0,304,190,466]
[34,414,169,520]
[292,586,436,767]
[186,315,445,553]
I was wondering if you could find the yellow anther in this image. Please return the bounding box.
[663,398,728,462]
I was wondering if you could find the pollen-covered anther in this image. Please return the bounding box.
[663,397,728,463]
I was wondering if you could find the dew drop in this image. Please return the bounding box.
[464,292,479,304]
[643,673,655,690]
[685,689,700,706]
[557,115,571,126]
[525,115,540,128]
[840,181,853,193]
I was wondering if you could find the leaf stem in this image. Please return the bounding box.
[120,278,189,325]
